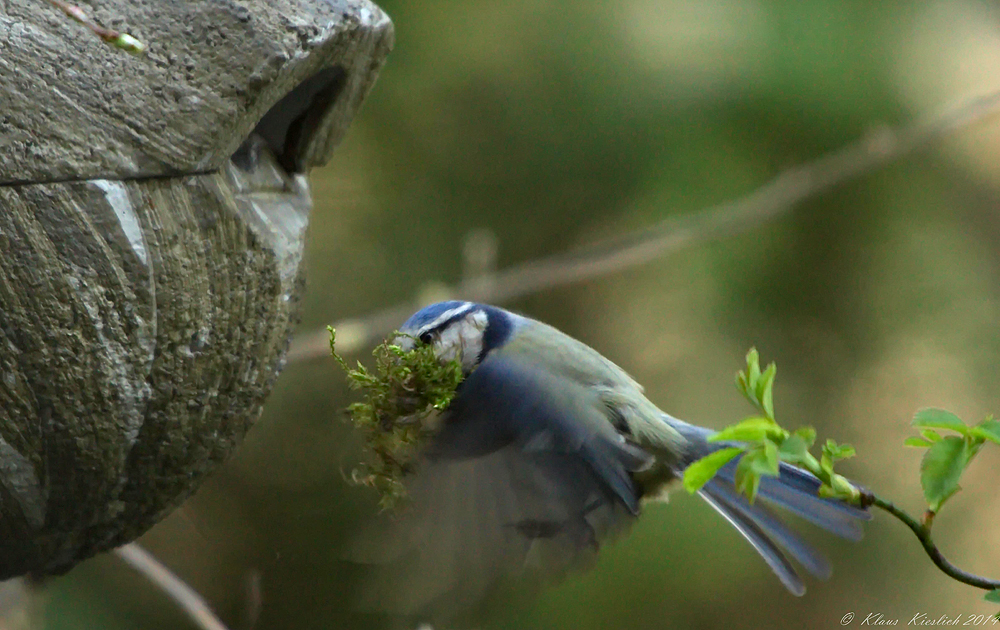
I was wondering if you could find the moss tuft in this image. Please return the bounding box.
[329,326,463,509]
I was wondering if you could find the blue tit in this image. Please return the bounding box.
[352,300,870,619]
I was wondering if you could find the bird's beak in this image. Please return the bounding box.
[392,334,416,353]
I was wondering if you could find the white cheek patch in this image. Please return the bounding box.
[434,310,488,370]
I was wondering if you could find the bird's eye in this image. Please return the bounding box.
[419,331,434,345]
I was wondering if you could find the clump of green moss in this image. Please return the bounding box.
[329,326,464,509]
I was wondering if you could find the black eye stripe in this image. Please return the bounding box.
[417,309,481,343]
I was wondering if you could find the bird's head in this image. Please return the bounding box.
[397,301,514,373]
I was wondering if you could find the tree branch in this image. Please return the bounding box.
[287,88,1000,364]
[861,492,1000,592]
[114,543,232,630]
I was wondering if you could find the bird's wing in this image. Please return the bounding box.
[347,355,652,622]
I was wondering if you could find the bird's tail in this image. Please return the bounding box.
[664,415,871,596]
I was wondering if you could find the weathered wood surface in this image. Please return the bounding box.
[0,0,393,579]
[0,0,391,184]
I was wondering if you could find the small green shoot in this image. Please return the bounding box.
[684,348,860,503]
[50,0,147,55]
[685,348,1000,608]
[329,327,463,509]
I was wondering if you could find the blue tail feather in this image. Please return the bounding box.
[697,484,806,596]
[664,414,869,595]
[701,477,832,579]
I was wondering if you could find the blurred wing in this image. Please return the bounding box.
[348,355,651,620]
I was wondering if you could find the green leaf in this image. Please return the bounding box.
[912,408,967,433]
[904,437,933,448]
[920,436,971,512]
[730,444,782,504]
[708,417,786,443]
[756,440,781,477]
[985,589,1000,604]
[972,419,1000,445]
[819,439,854,479]
[919,429,942,443]
[735,371,747,393]
[734,453,762,503]
[823,439,856,461]
[682,447,745,493]
[778,434,810,463]
[746,348,761,388]
[753,362,775,418]
[793,426,817,447]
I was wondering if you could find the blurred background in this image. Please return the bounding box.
[34,0,1000,628]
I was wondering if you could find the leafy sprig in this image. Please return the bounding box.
[329,327,463,508]
[684,347,1000,613]
[683,348,859,503]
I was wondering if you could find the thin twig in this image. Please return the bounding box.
[48,0,147,54]
[860,492,1000,591]
[243,568,263,630]
[287,89,1000,364]
[114,543,232,630]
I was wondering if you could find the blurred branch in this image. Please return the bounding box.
[0,578,36,630]
[115,543,231,630]
[288,89,1000,363]
[243,569,262,630]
